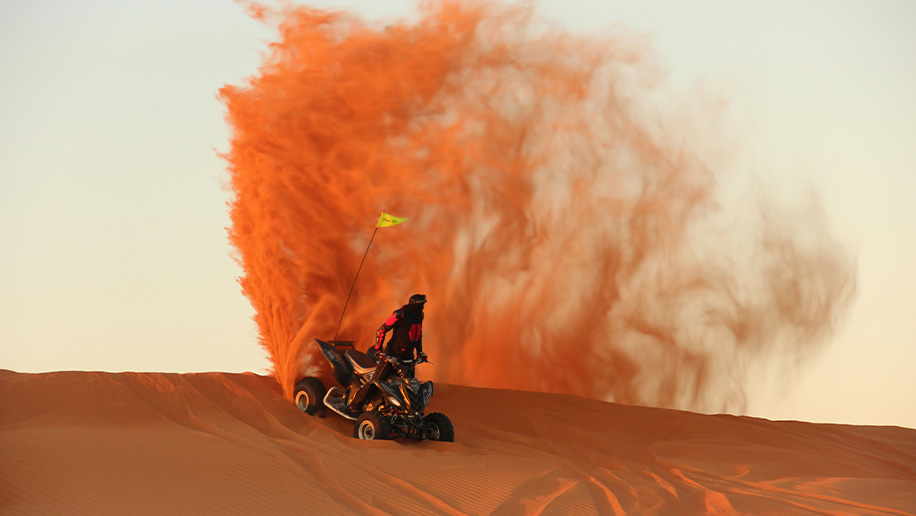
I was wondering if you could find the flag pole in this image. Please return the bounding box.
[333,225,379,343]
[332,211,406,343]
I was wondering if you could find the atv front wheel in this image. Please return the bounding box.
[423,412,454,442]
[354,411,390,440]
[293,377,326,415]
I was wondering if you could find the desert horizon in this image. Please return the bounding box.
[2,368,914,515]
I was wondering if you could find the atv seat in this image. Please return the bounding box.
[346,349,378,375]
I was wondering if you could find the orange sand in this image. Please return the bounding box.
[1,369,913,515]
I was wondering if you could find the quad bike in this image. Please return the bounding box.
[293,339,454,442]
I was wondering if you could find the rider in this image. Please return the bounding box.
[348,294,429,412]
[373,293,428,378]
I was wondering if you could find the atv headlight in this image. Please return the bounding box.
[419,381,433,409]
[380,380,405,408]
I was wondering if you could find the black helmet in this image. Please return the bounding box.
[408,294,427,305]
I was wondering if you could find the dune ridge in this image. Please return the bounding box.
[1,369,914,515]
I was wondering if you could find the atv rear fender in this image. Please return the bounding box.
[316,339,353,387]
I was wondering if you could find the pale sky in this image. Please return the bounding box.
[2,0,914,429]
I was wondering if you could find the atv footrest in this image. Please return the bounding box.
[323,387,357,421]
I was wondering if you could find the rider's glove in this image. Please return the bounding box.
[418,352,428,363]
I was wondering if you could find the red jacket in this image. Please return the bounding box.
[374,305,423,358]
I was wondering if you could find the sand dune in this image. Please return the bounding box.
[1,370,914,515]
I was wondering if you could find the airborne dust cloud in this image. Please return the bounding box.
[219,1,856,411]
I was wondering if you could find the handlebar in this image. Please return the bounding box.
[378,354,432,365]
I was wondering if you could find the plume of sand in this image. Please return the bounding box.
[220,1,855,410]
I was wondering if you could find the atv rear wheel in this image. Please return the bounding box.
[293,377,326,415]
[354,411,390,440]
[423,412,454,442]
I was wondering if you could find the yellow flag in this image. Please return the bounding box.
[376,211,407,228]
